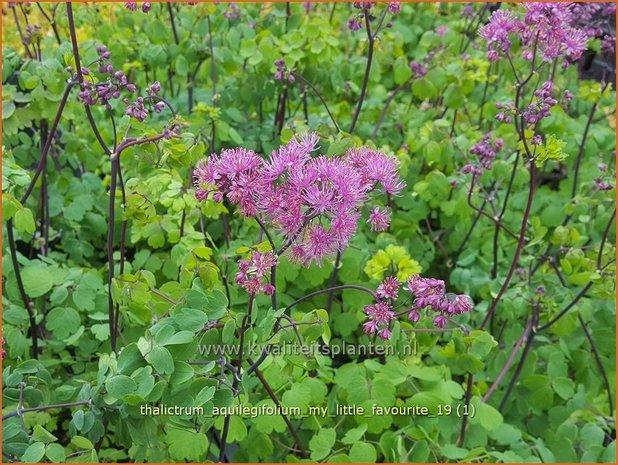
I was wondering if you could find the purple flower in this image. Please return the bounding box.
[363,320,379,335]
[148,81,161,95]
[223,3,241,20]
[433,315,448,329]
[595,177,614,191]
[195,134,404,268]
[408,309,420,323]
[387,2,401,14]
[235,251,278,295]
[124,2,138,11]
[452,294,473,314]
[141,2,151,13]
[348,17,363,31]
[378,328,392,340]
[368,206,391,232]
[465,133,504,173]
[364,302,395,325]
[601,35,615,55]
[376,276,399,300]
[405,274,473,327]
[479,4,591,65]
[125,97,149,122]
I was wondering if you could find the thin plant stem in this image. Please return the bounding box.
[578,314,614,413]
[219,295,254,462]
[349,9,374,134]
[498,304,539,411]
[481,163,537,329]
[482,319,532,402]
[325,250,343,314]
[292,72,340,132]
[167,2,180,45]
[2,400,91,421]
[286,284,378,313]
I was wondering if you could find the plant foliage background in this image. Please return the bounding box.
[1,1,616,463]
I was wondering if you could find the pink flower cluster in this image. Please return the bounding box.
[462,133,503,176]
[495,80,560,127]
[363,275,473,340]
[479,3,590,65]
[571,3,615,56]
[235,251,278,295]
[77,45,136,107]
[348,2,401,31]
[125,81,163,122]
[194,134,404,266]
[274,59,294,83]
[594,163,614,191]
[223,3,241,20]
[407,275,473,328]
[124,2,151,13]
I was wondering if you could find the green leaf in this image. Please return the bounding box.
[32,425,57,444]
[165,427,209,462]
[3,100,16,119]
[173,307,209,332]
[195,386,216,406]
[341,424,368,445]
[310,427,337,461]
[394,57,412,85]
[412,78,437,100]
[14,208,35,233]
[70,436,93,450]
[204,289,228,319]
[45,443,66,463]
[175,55,189,77]
[105,375,137,398]
[551,377,574,400]
[22,442,46,463]
[45,307,81,339]
[22,266,54,298]
[145,345,175,374]
[118,343,145,374]
[472,397,503,431]
[349,442,377,463]
[535,135,567,167]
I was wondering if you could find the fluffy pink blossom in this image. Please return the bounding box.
[376,276,399,300]
[195,134,404,268]
[479,3,591,64]
[368,207,391,232]
[364,302,395,339]
[235,251,278,295]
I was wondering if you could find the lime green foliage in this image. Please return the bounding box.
[364,244,422,281]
